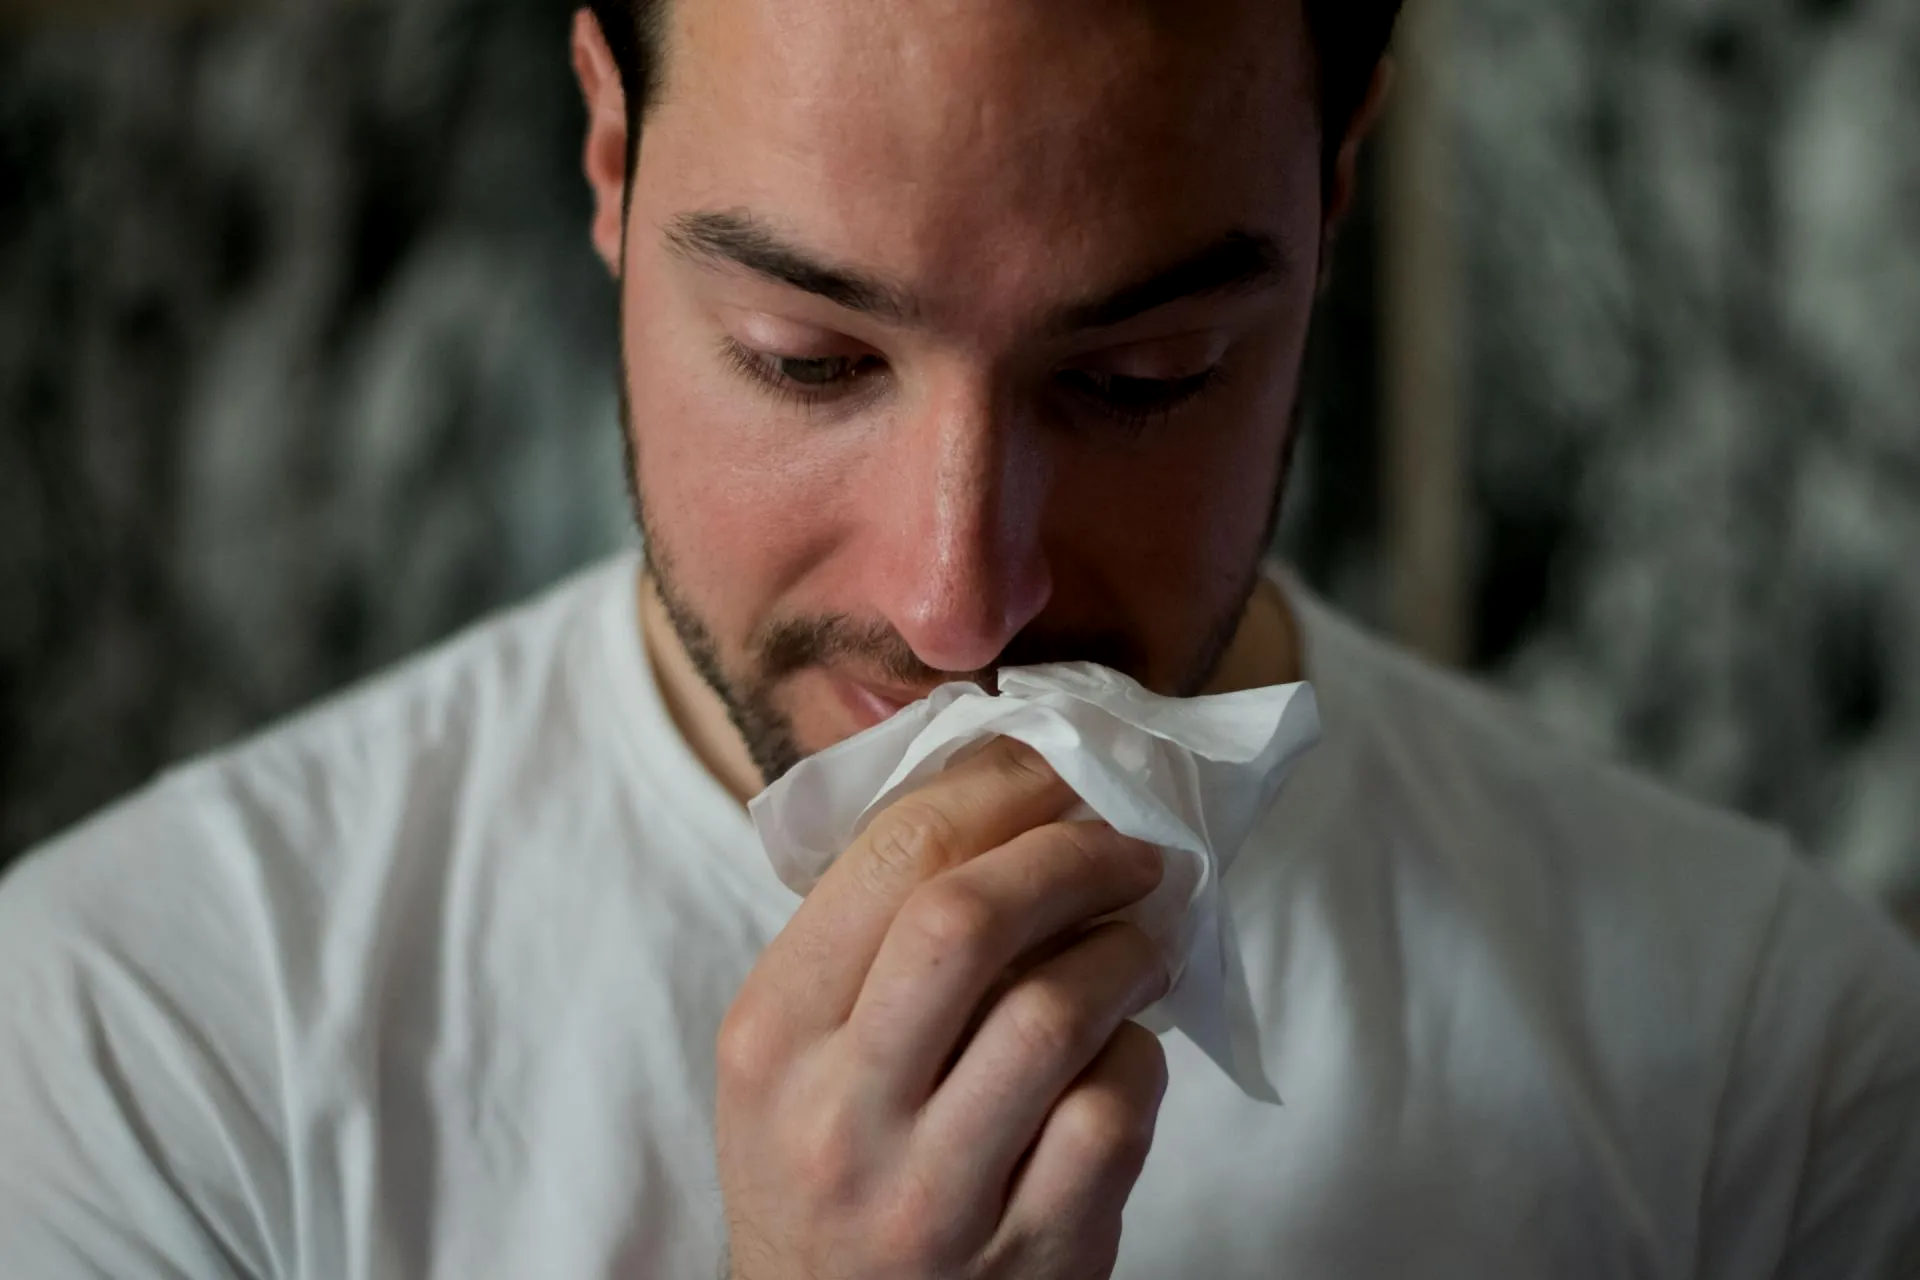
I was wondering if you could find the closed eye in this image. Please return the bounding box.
[721,338,886,403]
[1055,367,1225,429]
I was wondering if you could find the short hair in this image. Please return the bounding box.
[584,0,1404,192]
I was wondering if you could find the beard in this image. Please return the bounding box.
[618,370,1301,790]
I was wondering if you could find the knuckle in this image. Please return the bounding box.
[871,1173,966,1272]
[714,1002,788,1091]
[1055,1083,1157,1172]
[862,801,964,885]
[899,879,1000,956]
[788,1103,866,1202]
[1002,980,1097,1065]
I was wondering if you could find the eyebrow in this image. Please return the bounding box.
[666,210,919,324]
[665,209,1290,334]
[1051,230,1289,333]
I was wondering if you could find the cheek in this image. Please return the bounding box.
[1077,441,1277,628]
[1055,356,1297,612]
[618,274,859,636]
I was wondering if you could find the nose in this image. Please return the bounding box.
[867,377,1054,675]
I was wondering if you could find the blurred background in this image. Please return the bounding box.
[2,0,1916,932]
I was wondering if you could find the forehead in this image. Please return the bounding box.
[639,0,1323,321]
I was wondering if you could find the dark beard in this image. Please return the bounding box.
[644,529,810,785]
[632,495,1281,790]
[618,346,1299,791]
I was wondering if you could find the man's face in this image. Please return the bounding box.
[607,0,1328,782]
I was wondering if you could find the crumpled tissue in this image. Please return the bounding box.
[747,662,1320,1103]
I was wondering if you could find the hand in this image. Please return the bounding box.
[716,737,1173,1280]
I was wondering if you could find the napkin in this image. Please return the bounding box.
[748,662,1320,1103]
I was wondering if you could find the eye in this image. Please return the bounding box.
[722,339,886,402]
[1056,367,1224,427]
[769,355,875,387]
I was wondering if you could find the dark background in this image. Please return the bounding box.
[3,0,1916,929]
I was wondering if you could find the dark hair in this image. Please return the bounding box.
[585,0,1404,191]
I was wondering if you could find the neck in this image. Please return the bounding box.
[637,563,1306,809]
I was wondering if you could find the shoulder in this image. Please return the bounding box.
[1713,854,1920,1274]
[0,555,641,1270]
[0,755,287,1272]
[1289,587,1913,990]
[0,556,637,1086]
[214,553,636,820]
[1281,583,1911,1067]
[0,553,637,990]
[1289,588,1796,926]
[1284,583,1920,1265]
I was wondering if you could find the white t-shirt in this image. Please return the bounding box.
[2,555,1916,1279]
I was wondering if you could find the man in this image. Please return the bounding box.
[2,0,1916,1275]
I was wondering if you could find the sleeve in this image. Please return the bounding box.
[0,779,291,1279]
[1698,851,1920,1280]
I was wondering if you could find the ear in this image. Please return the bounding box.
[573,8,631,278]
[1320,58,1395,271]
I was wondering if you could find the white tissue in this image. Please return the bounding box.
[747,662,1320,1103]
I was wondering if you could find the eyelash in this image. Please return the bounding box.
[1055,367,1228,433]
[720,339,885,414]
[718,336,1228,432]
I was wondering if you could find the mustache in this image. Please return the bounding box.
[755,614,1145,694]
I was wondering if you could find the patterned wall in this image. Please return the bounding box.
[1451,0,1920,913]
[0,0,631,857]
[2,0,1915,924]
